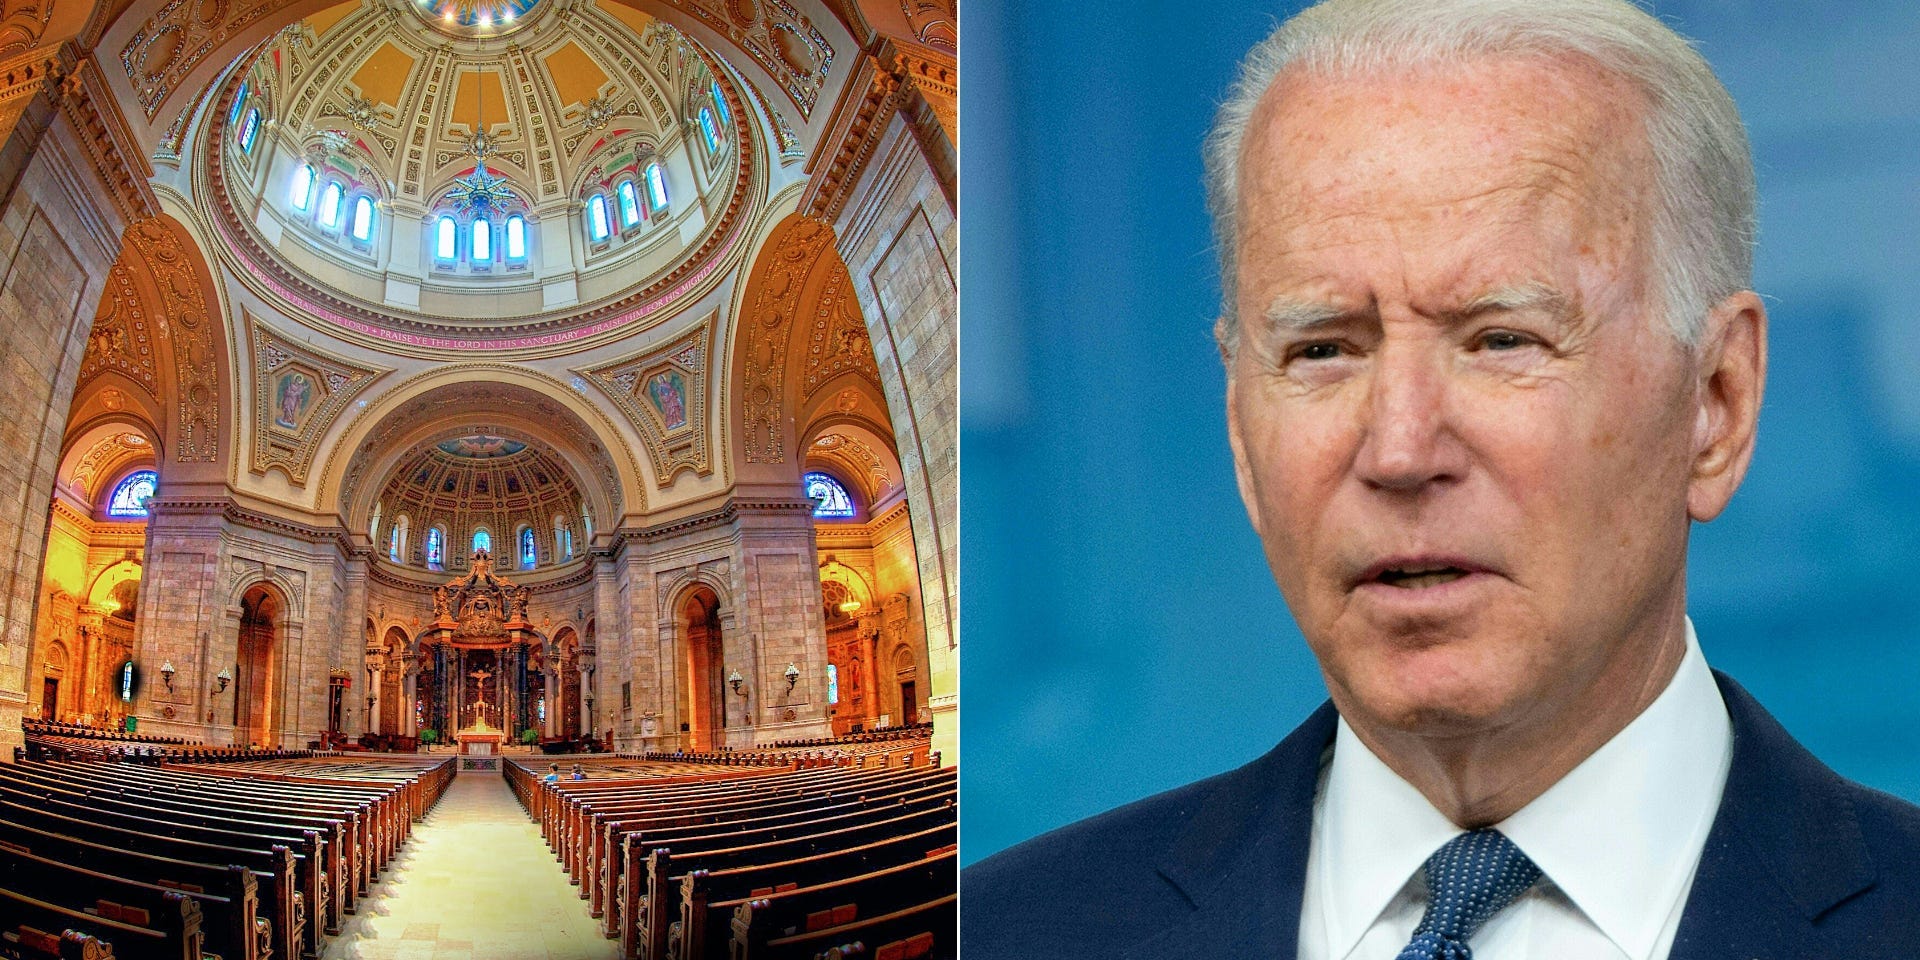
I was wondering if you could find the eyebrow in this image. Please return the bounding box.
[1259,282,1570,332]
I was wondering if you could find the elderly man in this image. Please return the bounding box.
[962,1,1920,957]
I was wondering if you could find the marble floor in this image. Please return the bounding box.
[321,772,620,960]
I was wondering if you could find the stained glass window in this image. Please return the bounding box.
[390,517,407,562]
[425,527,443,569]
[289,164,314,210]
[317,182,343,228]
[520,527,536,569]
[506,215,527,259]
[436,216,457,260]
[698,107,720,153]
[107,471,157,518]
[239,109,262,154]
[617,181,640,227]
[229,81,250,126]
[645,164,668,210]
[827,664,839,705]
[473,529,491,555]
[471,219,491,260]
[350,197,375,241]
[588,195,610,240]
[711,81,729,124]
[803,472,855,518]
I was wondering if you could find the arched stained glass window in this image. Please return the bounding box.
[520,527,536,569]
[239,109,262,154]
[289,164,315,210]
[473,529,492,555]
[435,216,457,260]
[617,181,640,227]
[107,471,158,518]
[555,515,573,559]
[317,182,343,228]
[350,197,375,241]
[389,516,408,562]
[711,81,729,124]
[587,195,610,240]
[645,163,668,210]
[803,472,855,518]
[425,527,444,569]
[229,81,250,126]
[827,664,839,705]
[471,219,492,261]
[506,215,527,260]
[698,107,720,153]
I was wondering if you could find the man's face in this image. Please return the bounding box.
[1227,57,1711,739]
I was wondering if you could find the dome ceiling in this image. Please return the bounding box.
[374,432,591,572]
[203,0,761,355]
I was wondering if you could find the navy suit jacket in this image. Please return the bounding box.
[963,671,1920,957]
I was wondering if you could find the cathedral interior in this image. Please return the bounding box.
[0,1,955,951]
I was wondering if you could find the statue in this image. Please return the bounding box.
[432,585,452,621]
[512,585,532,621]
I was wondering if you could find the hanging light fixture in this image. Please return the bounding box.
[445,35,517,219]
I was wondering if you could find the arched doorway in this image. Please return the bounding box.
[676,587,725,751]
[40,641,67,721]
[380,626,408,735]
[892,644,921,726]
[554,628,582,740]
[235,585,283,746]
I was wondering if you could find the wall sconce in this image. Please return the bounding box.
[212,667,232,695]
[159,661,175,692]
[727,669,745,695]
[784,663,800,693]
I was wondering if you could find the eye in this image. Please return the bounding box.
[1477,330,1531,351]
[1297,342,1342,361]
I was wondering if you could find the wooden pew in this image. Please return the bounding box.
[0,843,264,960]
[0,882,204,960]
[757,895,955,960]
[718,856,955,960]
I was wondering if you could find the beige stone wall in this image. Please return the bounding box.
[0,87,133,757]
[829,110,958,764]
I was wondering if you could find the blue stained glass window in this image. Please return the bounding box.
[698,108,719,153]
[588,195,610,240]
[436,216,457,260]
[229,81,250,126]
[107,471,157,518]
[803,472,855,518]
[473,529,491,555]
[425,527,443,569]
[350,197,375,241]
[506,215,527,259]
[617,181,640,227]
[471,219,491,261]
[645,164,668,210]
[827,664,839,705]
[289,164,314,210]
[711,81,729,124]
[520,527,536,569]
[239,109,262,153]
[389,520,404,562]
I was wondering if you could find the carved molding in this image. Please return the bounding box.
[799,260,879,401]
[740,215,837,463]
[578,316,716,485]
[76,261,159,397]
[797,38,951,223]
[123,217,218,462]
[246,314,385,486]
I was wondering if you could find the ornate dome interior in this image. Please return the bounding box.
[206,0,762,349]
[372,433,593,577]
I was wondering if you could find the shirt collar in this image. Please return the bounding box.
[1319,617,1732,960]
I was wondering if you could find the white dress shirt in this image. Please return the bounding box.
[1298,618,1733,960]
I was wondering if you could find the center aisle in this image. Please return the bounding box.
[323,770,619,960]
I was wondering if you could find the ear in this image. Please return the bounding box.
[1687,290,1766,522]
[1224,358,1265,536]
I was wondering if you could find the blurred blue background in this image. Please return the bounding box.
[959,1,1920,865]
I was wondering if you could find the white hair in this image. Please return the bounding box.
[1204,0,1756,357]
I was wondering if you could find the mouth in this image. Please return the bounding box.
[1354,557,1493,591]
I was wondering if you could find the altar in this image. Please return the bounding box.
[415,548,540,773]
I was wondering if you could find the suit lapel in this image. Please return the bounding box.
[1122,701,1338,960]
[1667,671,1878,959]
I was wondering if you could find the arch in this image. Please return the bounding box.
[234,582,288,747]
[39,639,69,721]
[551,626,583,739]
[673,584,726,751]
[377,624,410,735]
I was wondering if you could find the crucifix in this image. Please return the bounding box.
[469,666,494,725]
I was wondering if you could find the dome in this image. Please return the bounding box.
[204,0,757,354]
[373,432,593,576]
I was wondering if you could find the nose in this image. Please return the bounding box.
[1352,334,1469,493]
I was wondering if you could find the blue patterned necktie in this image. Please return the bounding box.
[1394,829,1542,960]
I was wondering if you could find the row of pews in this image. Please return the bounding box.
[507,755,956,960]
[21,719,198,746]
[0,752,453,960]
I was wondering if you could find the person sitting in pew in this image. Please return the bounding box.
[544,763,560,783]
